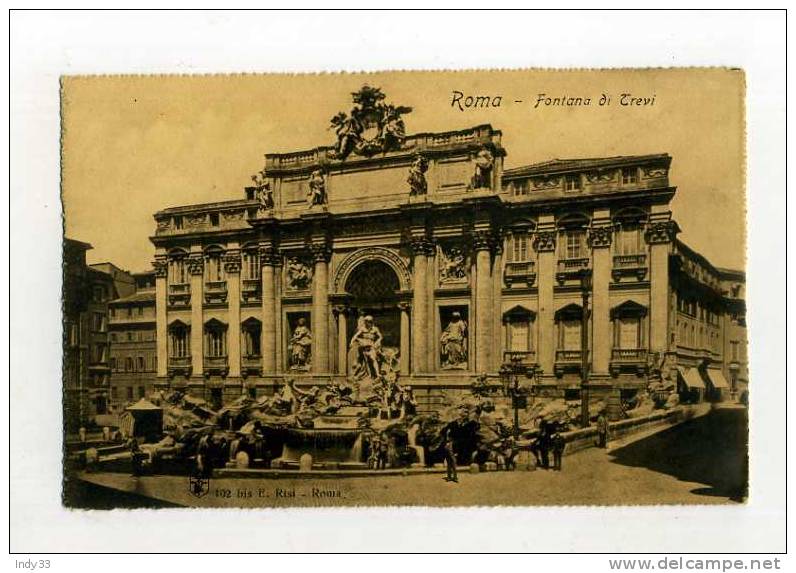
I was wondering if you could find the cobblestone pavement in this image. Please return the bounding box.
[73,406,747,508]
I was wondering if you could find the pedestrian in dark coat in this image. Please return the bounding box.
[551,426,565,471]
[444,433,458,482]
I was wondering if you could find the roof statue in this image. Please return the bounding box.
[329,85,412,160]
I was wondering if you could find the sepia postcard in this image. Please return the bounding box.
[60,69,748,510]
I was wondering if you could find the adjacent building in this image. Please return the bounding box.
[107,271,158,412]
[63,241,135,433]
[145,93,747,415]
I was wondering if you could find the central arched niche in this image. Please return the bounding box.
[344,259,401,350]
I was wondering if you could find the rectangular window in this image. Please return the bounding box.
[616,224,642,255]
[513,180,529,196]
[205,255,225,282]
[618,317,640,349]
[511,232,530,262]
[622,167,638,185]
[110,307,116,318]
[508,320,531,352]
[210,213,220,226]
[125,357,133,372]
[731,341,739,361]
[138,386,145,398]
[174,216,183,230]
[563,230,586,259]
[562,320,581,350]
[244,251,261,280]
[126,387,134,400]
[110,357,117,371]
[137,356,145,371]
[127,332,134,342]
[170,259,187,284]
[137,306,144,316]
[564,175,581,191]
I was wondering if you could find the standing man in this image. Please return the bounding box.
[444,432,458,483]
[596,411,610,448]
[551,424,565,471]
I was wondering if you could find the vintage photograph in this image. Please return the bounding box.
[61,69,748,509]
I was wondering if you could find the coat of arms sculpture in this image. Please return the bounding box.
[329,85,412,160]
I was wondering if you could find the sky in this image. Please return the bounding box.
[62,69,745,272]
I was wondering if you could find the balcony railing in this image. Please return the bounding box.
[204,281,228,304]
[204,355,229,377]
[241,354,262,377]
[503,261,536,287]
[611,348,648,361]
[556,258,590,284]
[168,283,191,307]
[503,350,537,365]
[555,349,583,362]
[241,279,261,302]
[168,356,191,368]
[609,348,648,377]
[554,349,585,377]
[612,253,648,282]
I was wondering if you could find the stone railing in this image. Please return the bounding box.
[503,260,536,286]
[556,257,590,284]
[612,253,648,281]
[241,279,261,302]
[556,349,583,362]
[611,348,648,361]
[204,281,228,304]
[503,350,537,365]
[168,283,191,307]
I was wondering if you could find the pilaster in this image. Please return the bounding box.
[153,254,168,379]
[473,230,493,373]
[187,249,204,379]
[224,247,242,379]
[589,212,613,376]
[645,210,678,355]
[534,217,557,379]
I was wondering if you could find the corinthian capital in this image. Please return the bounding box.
[645,221,678,245]
[187,255,204,275]
[532,230,557,253]
[309,242,332,263]
[588,226,613,249]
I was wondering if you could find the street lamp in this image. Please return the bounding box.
[579,268,593,428]
[499,355,530,440]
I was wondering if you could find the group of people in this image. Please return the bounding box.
[530,420,566,471]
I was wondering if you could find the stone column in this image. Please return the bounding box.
[260,246,277,375]
[334,305,348,376]
[224,248,242,378]
[410,238,429,373]
[589,217,613,376]
[534,221,557,379]
[311,243,331,374]
[426,242,437,371]
[492,236,504,370]
[153,255,168,379]
[646,214,677,355]
[398,302,411,375]
[187,252,205,378]
[473,231,493,373]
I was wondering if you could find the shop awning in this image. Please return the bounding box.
[677,366,706,390]
[706,368,730,389]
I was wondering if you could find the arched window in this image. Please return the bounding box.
[241,317,262,358]
[204,319,228,358]
[242,244,260,281]
[168,320,190,358]
[168,249,189,285]
[204,246,226,283]
[503,306,536,360]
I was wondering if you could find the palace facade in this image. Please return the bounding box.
[149,119,746,414]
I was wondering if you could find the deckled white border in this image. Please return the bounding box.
[7,8,786,558]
